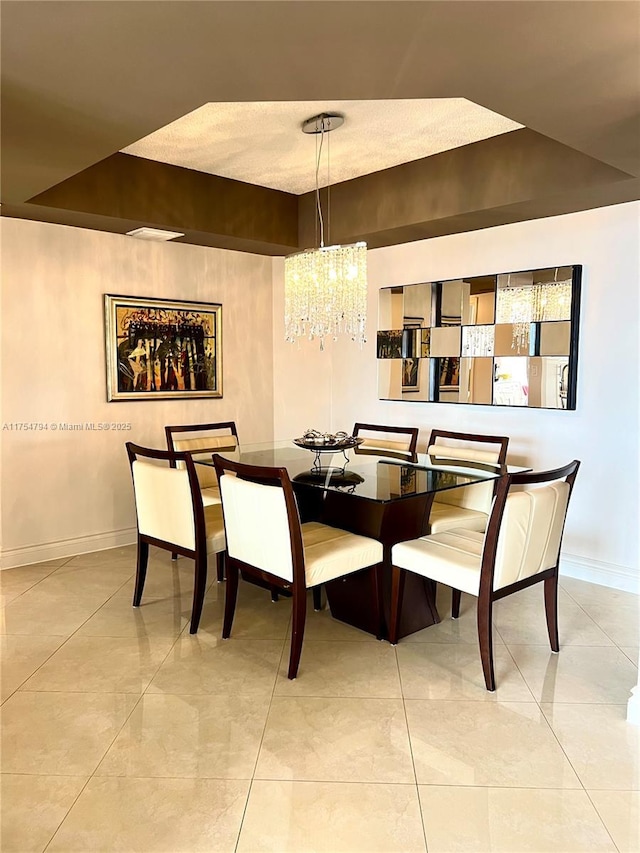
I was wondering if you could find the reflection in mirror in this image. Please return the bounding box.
[431,326,461,357]
[401,328,421,358]
[402,357,430,400]
[493,357,528,406]
[378,287,403,330]
[462,325,495,357]
[460,357,493,404]
[378,359,403,400]
[420,329,430,357]
[403,283,432,328]
[438,357,460,403]
[461,275,497,325]
[530,356,570,408]
[494,323,531,356]
[378,359,430,402]
[496,268,572,324]
[493,356,570,408]
[377,330,403,359]
[439,280,463,326]
[538,321,571,356]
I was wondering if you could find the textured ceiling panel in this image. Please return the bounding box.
[122,99,522,195]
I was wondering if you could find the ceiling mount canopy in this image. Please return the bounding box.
[301,112,345,135]
[285,112,367,348]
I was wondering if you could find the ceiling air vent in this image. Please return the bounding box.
[125,227,184,241]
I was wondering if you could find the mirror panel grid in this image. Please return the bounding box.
[377,265,581,409]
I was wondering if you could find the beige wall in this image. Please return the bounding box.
[273,202,640,590]
[1,219,274,566]
[3,203,639,590]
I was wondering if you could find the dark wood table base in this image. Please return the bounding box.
[297,485,440,640]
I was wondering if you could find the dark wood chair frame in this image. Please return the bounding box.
[426,428,509,466]
[389,460,581,691]
[165,421,239,454]
[213,453,385,679]
[126,442,225,635]
[353,422,419,459]
[164,421,238,579]
[426,428,510,618]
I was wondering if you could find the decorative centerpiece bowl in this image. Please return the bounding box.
[293,429,363,472]
[294,429,362,451]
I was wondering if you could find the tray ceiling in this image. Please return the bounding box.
[122,99,522,195]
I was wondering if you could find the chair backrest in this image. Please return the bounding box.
[353,423,419,460]
[126,443,205,553]
[427,429,509,513]
[165,422,239,489]
[481,461,580,593]
[212,455,304,585]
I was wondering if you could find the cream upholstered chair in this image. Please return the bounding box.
[126,443,226,634]
[426,429,509,535]
[353,423,419,460]
[213,454,384,679]
[389,460,580,690]
[165,422,239,507]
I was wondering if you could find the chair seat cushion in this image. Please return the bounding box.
[301,522,383,588]
[204,504,226,554]
[428,502,489,534]
[201,486,221,507]
[392,529,485,596]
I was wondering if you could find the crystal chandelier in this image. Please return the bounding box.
[284,113,367,347]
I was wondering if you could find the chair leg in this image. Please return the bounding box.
[370,564,384,640]
[452,589,462,619]
[222,562,239,639]
[477,592,496,691]
[312,585,323,611]
[288,585,307,679]
[132,538,149,607]
[171,552,178,562]
[189,553,208,634]
[216,550,225,583]
[388,566,406,645]
[544,571,560,652]
[271,588,279,602]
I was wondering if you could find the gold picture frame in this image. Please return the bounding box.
[104,294,222,401]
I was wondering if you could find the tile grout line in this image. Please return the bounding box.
[396,643,429,852]
[233,606,291,852]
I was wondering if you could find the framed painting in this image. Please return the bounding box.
[104,295,222,401]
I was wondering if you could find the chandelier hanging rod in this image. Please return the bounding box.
[301,113,344,249]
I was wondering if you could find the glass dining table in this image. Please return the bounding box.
[195,440,520,640]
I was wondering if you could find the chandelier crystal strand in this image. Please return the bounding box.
[284,112,368,347]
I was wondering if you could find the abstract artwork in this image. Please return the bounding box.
[104,295,222,401]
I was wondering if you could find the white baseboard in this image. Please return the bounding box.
[560,553,639,594]
[1,527,137,570]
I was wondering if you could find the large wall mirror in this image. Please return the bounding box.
[377,265,581,409]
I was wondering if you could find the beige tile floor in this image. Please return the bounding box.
[1,546,638,853]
